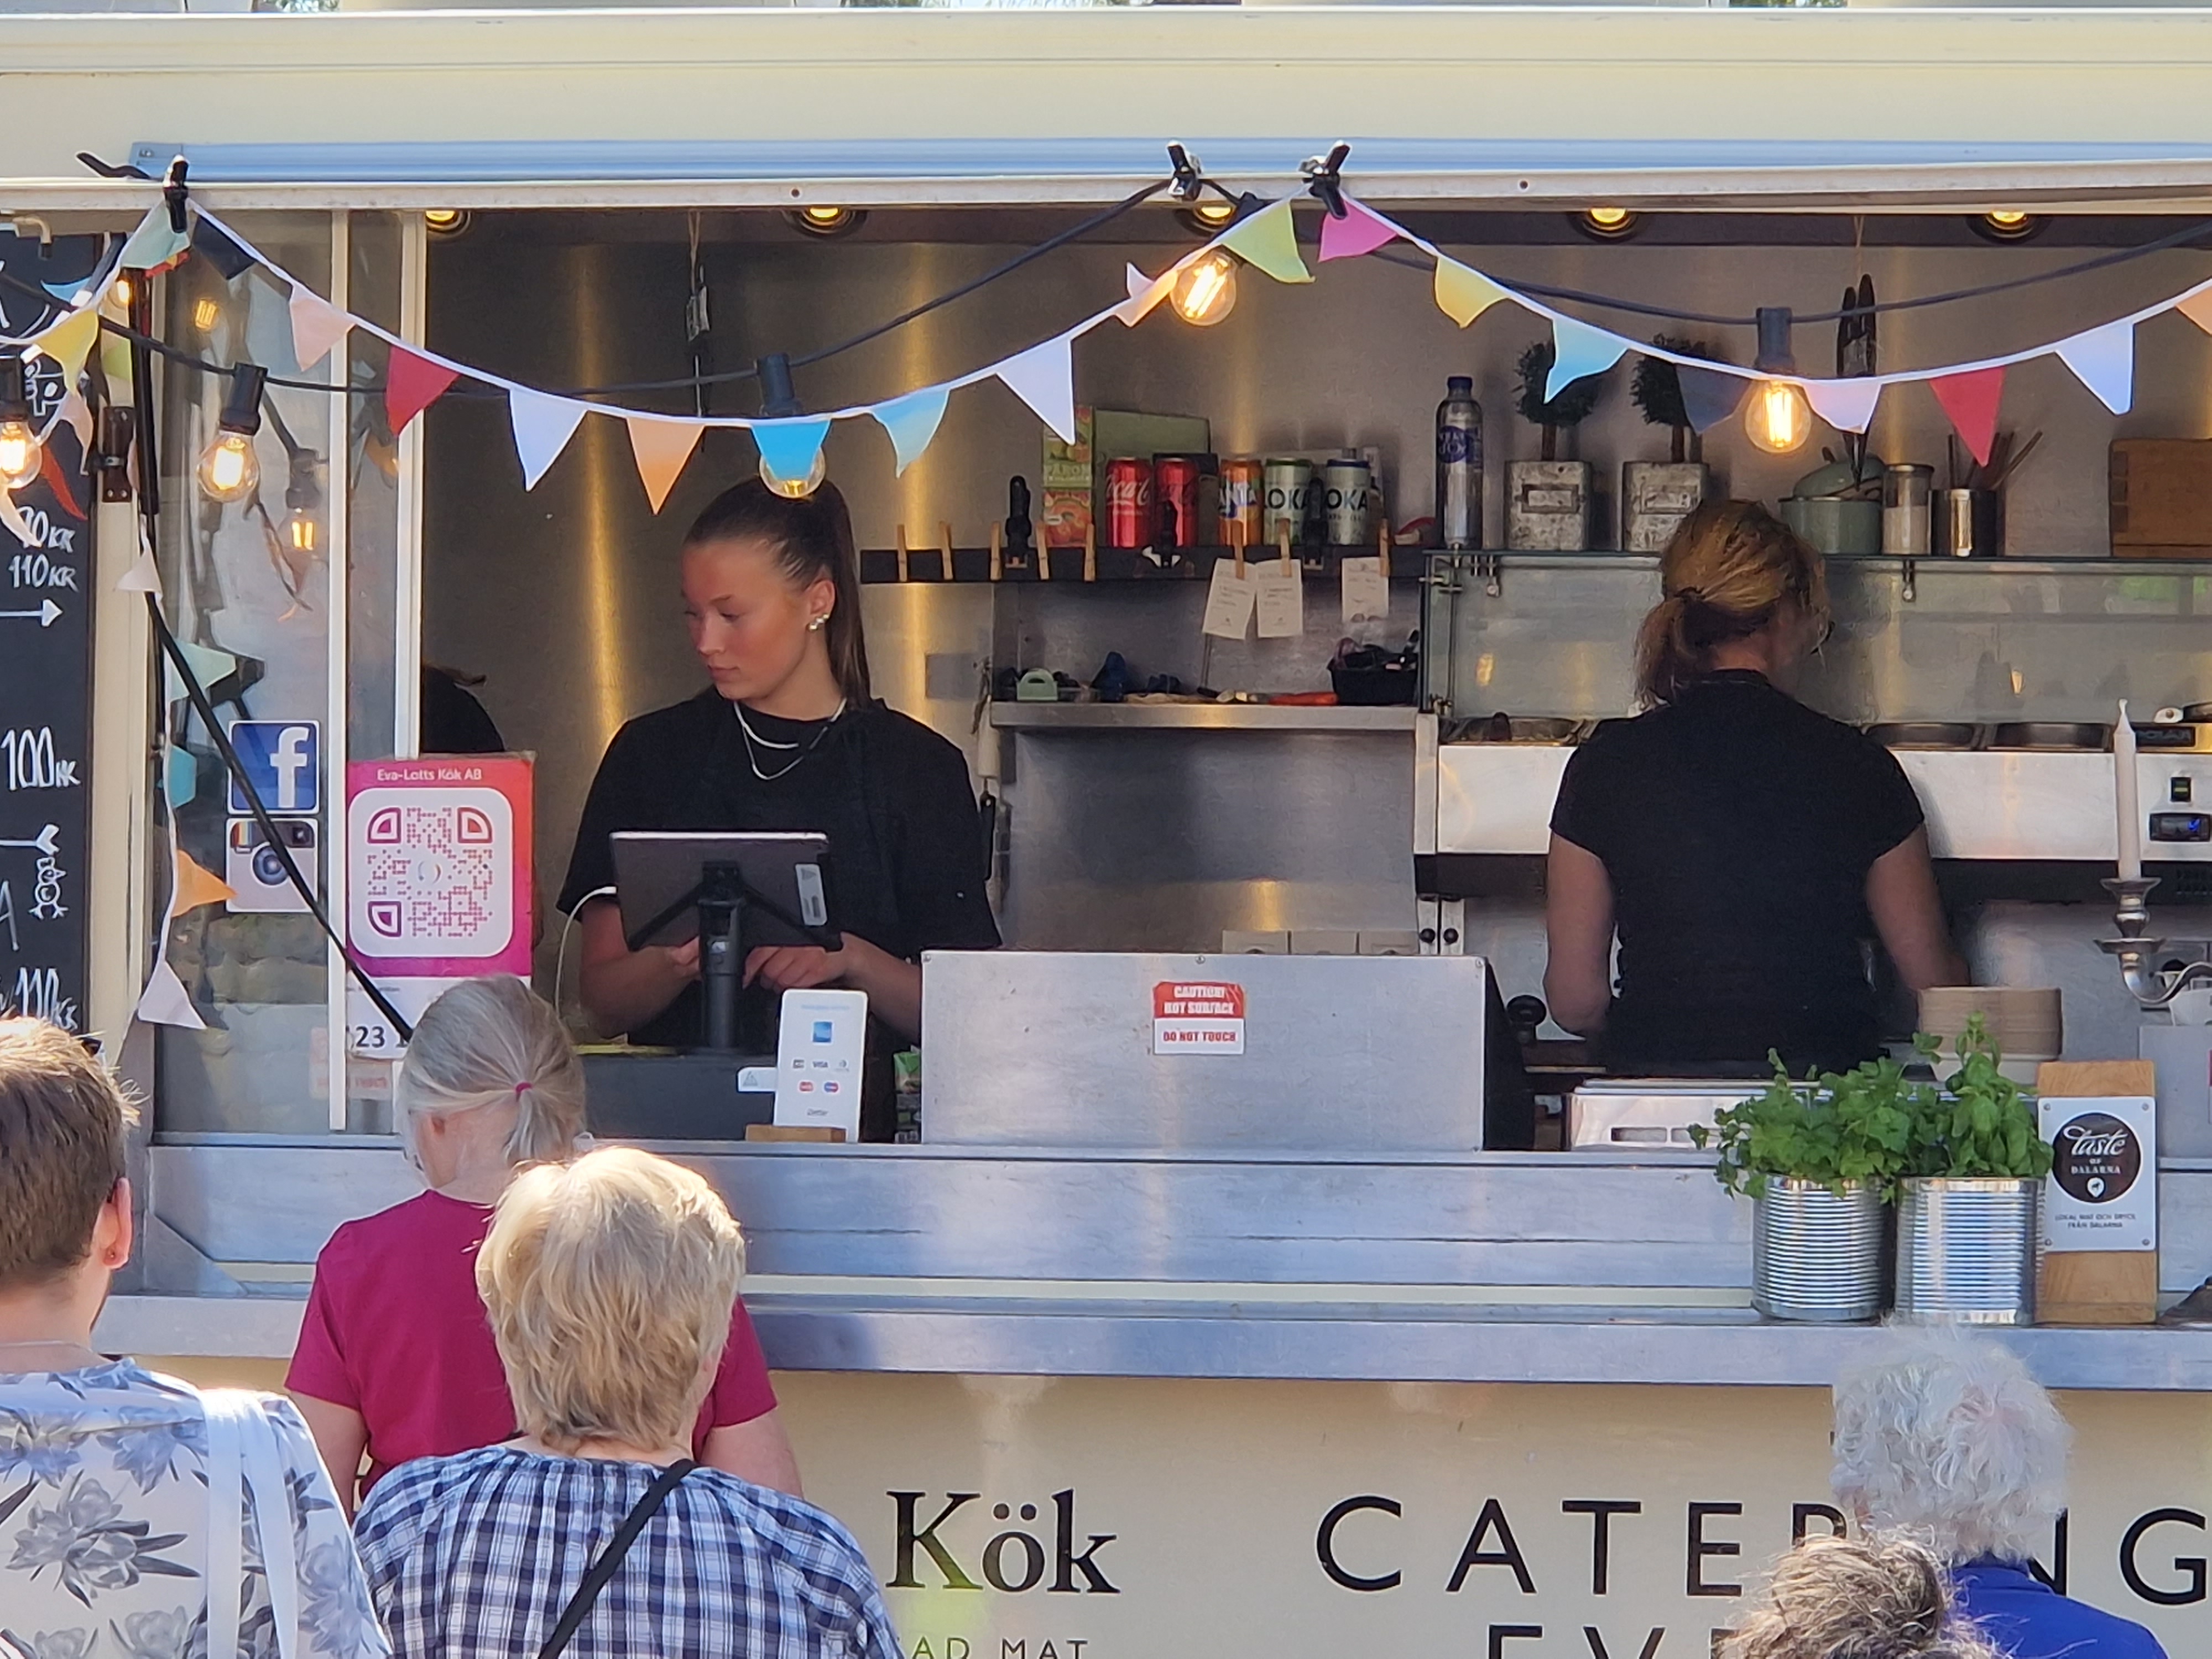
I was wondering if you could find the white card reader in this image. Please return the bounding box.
[773,987,868,1141]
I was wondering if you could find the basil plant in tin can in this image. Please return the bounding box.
[1895,1014,2053,1326]
[1692,1055,1918,1323]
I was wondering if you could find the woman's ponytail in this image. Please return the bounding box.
[396,976,588,1168]
[1632,500,1827,707]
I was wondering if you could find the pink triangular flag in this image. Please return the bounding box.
[289,283,351,373]
[1801,377,1883,435]
[1929,367,2006,468]
[626,416,704,513]
[995,334,1077,444]
[1318,199,1400,263]
[386,346,460,436]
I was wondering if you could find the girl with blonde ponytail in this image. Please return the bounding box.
[1544,500,1964,1077]
[287,975,800,1512]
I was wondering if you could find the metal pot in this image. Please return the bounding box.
[1895,1177,2038,1325]
[1752,1180,1887,1322]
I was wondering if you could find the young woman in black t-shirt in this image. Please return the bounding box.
[561,480,998,1055]
[1543,500,1964,1076]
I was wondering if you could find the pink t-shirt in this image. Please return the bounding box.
[286,1188,778,1494]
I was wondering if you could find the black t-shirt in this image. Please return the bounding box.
[560,691,1000,1052]
[1549,670,1924,1076]
[420,667,505,756]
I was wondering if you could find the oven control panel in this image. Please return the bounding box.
[2144,758,2212,857]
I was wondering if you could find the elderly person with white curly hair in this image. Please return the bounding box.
[1832,1328,2166,1659]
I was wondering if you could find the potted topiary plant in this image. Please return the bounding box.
[1507,340,1608,551]
[1895,1014,2053,1326]
[1623,336,1718,552]
[1693,1054,1918,1323]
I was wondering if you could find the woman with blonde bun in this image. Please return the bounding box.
[1721,1532,2000,1659]
[287,975,799,1510]
[1545,500,1964,1076]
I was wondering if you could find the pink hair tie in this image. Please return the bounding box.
[514,1081,533,1097]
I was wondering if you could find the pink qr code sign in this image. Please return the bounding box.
[348,787,514,956]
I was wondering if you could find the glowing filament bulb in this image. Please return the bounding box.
[1172,252,1239,327]
[0,418,39,490]
[1746,379,1813,455]
[286,508,319,555]
[759,447,826,499]
[198,430,260,502]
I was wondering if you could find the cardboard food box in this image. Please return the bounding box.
[1042,407,1212,547]
[2111,439,2212,558]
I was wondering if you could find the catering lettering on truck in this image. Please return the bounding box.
[1151,981,1246,1055]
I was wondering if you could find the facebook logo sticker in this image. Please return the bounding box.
[227,721,320,815]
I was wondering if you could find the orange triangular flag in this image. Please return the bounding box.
[627,416,705,513]
[174,848,235,912]
[2179,288,2212,337]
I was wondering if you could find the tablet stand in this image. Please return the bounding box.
[697,862,748,1052]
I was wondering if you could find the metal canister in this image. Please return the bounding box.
[1881,463,1934,557]
[1104,456,1154,549]
[1219,457,1264,548]
[1895,1177,2037,1324]
[1322,453,1373,547]
[1262,457,1313,547]
[1154,453,1207,549]
[1751,1179,1887,1322]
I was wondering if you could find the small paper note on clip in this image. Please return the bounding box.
[1254,565,1304,639]
[1203,559,1257,640]
[1340,556,1390,625]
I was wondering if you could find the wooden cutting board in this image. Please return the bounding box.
[2111,441,2212,559]
[2036,1058,2157,1325]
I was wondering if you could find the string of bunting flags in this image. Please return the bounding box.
[10,182,2212,513]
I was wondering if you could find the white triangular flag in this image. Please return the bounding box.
[58,386,92,449]
[1115,262,1175,327]
[289,283,352,373]
[117,544,163,596]
[0,491,33,549]
[1801,377,1883,435]
[995,333,1077,444]
[2054,319,2135,415]
[509,388,589,490]
[132,959,205,1031]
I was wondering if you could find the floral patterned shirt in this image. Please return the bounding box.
[0,1360,388,1659]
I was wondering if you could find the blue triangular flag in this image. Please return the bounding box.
[754,417,833,487]
[191,220,254,281]
[1546,318,1630,401]
[1677,364,1749,434]
[2054,319,2135,415]
[870,387,950,476]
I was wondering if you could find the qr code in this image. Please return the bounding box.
[348,787,513,956]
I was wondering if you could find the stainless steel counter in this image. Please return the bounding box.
[98,1138,2212,1391]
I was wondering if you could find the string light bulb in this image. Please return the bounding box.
[0,357,40,491]
[1172,249,1239,327]
[283,450,323,555]
[196,363,268,503]
[109,274,135,311]
[192,295,221,334]
[759,447,827,499]
[1745,306,1813,456]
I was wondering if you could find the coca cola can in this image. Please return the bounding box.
[1219,458,1264,548]
[1104,456,1154,549]
[1262,457,1313,547]
[1154,453,1208,548]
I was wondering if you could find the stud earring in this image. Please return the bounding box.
[807,617,826,632]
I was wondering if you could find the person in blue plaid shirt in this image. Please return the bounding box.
[353,1147,900,1659]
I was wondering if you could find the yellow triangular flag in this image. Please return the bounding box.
[1434,255,1509,328]
[174,848,235,912]
[33,306,101,380]
[1217,200,1313,286]
[627,415,705,514]
[2178,288,2212,337]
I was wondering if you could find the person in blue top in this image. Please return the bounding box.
[1831,1329,2167,1659]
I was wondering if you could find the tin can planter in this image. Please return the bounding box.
[1751,1180,1887,1322]
[1895,1177,2038,1325]
[1506,460,1593,551]
[1621,461,1708,553]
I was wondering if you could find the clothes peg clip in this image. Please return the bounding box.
[1378,517,1391,580]
[989,521,1004,581]
[937,521,954,582]
[895,524,911,583]
[1083,523,1098,583]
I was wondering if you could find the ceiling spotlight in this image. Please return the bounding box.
[1175,197,1241,237]
[1971,210,2045,244]
[1574,206,1641,242]
[786,206,868,239]
[422,209,471,237]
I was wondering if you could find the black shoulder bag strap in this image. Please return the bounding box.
[536,1459,697,1659]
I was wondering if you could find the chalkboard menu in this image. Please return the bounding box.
[0,236,100,1032]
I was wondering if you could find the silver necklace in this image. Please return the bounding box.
[735,698,846,782]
